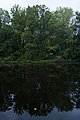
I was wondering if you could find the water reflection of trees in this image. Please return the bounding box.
[0,64,80,116]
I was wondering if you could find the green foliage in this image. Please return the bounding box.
[0,5,80,61]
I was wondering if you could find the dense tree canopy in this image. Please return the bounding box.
[0,5,80,61]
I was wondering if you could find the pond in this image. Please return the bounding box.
[0,63,80,120]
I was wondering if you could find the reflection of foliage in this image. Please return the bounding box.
[14,90,53,116]
[0,64,80,116]
[0,92,13,112]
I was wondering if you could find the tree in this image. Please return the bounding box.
[72,12,80,60]
[1,5,80,61]
[21,5,52,60]
[48,7,73,59]
[0,8,11,58]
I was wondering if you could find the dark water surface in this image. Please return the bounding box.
[0,63,80,120]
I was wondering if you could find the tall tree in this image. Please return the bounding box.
[21,5,52,60]
[73,11,80,60]
[48,7,73,59]
[0,8,11,57]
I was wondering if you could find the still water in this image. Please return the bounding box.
[0,63,80,120]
